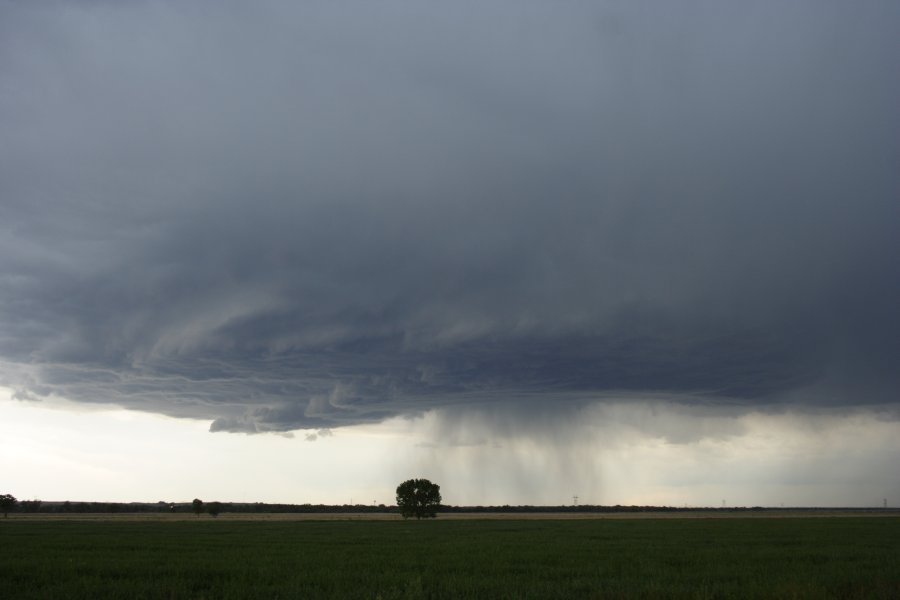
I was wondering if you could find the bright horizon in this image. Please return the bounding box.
[3,388,897,508]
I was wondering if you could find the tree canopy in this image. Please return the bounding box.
[1,494,18,518]
[395,479,441,519]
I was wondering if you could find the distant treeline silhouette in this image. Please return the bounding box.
[17,501,395,514]
[10,500,890,515]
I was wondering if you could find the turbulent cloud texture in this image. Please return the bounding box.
[1,1,898,433]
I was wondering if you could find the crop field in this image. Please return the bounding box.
[2,516,898,599]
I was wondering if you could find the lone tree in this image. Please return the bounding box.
[0,494,17,518]
[395,478,441,519]
[207,502,221,518]
[192,498,204,517]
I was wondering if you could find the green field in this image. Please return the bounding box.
[2,517,898,599]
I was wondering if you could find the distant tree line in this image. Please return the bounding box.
[2,490,888,516]
[0,500,398,515]
[4,501,794,515]
[439,505,776,513]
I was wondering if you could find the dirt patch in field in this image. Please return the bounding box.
[8,510,899,522]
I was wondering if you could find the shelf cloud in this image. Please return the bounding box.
[2,1,898,434]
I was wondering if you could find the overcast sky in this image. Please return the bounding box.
[1,0,898,506]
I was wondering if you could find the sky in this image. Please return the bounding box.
[1,0,898,507]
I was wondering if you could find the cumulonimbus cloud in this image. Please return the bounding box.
[1,1,898,432]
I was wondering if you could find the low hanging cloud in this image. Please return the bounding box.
[1,1,898,433]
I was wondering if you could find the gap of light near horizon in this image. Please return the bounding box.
[3,389,898,508]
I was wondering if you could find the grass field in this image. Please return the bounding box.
[2,516,898,598]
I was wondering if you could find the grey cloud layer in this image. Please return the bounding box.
[1,1,898,431]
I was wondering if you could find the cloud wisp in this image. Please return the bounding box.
[1,1,898,433]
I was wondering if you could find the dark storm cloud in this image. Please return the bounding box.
[1,1,898,432]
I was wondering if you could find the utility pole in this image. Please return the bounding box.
[572,495,578,506]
